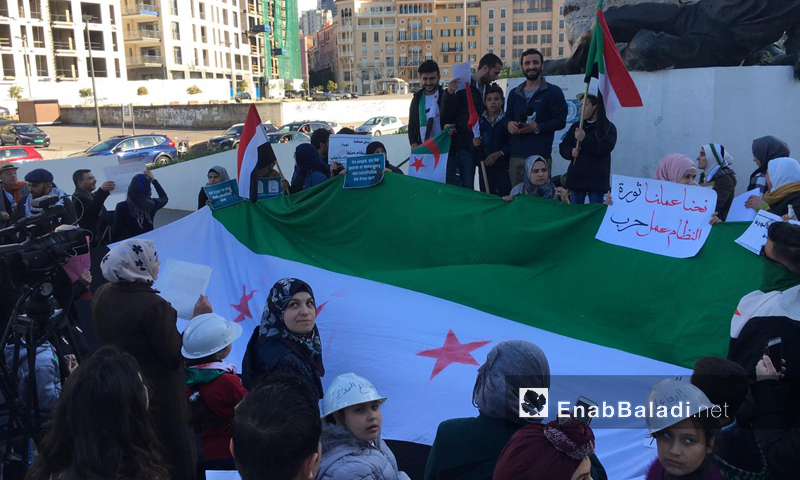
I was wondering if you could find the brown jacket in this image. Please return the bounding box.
[91,282,196,480]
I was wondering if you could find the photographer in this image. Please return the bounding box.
[11,168,76,231]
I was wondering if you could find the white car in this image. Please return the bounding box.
[355,116,404,136]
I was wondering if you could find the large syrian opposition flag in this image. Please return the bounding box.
[141,175,759,480]
[236,104,276,201]
[408,128,451,183]
[584,0,643,119]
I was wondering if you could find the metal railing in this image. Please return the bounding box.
[55,68,78,78]
[0,8,8,17]
[124,29,160,40]
[50,13,73,22]
[53,40,75,50]
[122,3,160,15]
[83,41,103,50]
[0,38,12,48]
[126,54,163,65]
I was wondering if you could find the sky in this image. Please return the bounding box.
[298,0,317,14]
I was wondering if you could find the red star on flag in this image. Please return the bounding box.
[410,156,426,172]
[230,285,257,323]
[417,330,491,380]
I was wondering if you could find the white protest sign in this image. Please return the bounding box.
[102,161,149,192]
[452,61,471,91]
[734,210,783,254]
[152,258,212,320]
[726,189,761,223]
[328,134,373,165]
[595,175,717,258]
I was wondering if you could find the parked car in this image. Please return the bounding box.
[77,134,177,165]
[0,106,9,117]
[208,124,244,150]
[355,116,404,136]
[277,121,335,135]
[328,90,345,100]
[325,121,342,133]
[263,122,278,133]
[235,92,252,103]
[312,91,338,101]
[267,132,311,144]
[286,90,306,99]
[0,145,43,163]
[331,90,352,99]
[0,124,50,147]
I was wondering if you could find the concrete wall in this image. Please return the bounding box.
[0,78,232,114]
[13,134,413,211]
[60,103,283,129]
[501,65,800,195]
[279,96,412,124]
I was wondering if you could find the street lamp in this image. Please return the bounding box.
[83,14,101,142]
[14,35,32,98]
[226,41,236,99]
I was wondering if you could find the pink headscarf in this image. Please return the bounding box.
[654,154,697,183]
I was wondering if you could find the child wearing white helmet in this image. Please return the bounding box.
[644,380,724,480]
[183,313,246,471]
[316,373,410,480]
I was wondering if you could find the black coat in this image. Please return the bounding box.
[198,188,208,210]
[442,78,485,153]
[73,187,110,246]
[110,180,168,242]
[767,191,800,218]
[559,120,617,192]
[11,194,77,236]
[705,168,737,221]
[408,86,446,147]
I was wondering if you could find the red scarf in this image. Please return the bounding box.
[3,181,27,203]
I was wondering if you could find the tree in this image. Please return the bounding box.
[498,66,523,79]
[300,82,309,92]
[326,80,338,92]
[187,85,202,95]
[237,79,249,93]
[8,86,22,99]
[137,86,149,96]
[78,88,93,99]
[313,85,323,92]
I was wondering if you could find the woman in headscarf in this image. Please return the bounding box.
[424,341,559,480]
[749,136,790,194]
[493,416,597,480]
[110,170,168,242]
[366,141,404,175]
[503,156,569,203]
[91,239,211,480]
[241,278,324,397]
[697,143,737,221]
[745,157,800,219]
[290,143,330,194]
[198,166,230,209]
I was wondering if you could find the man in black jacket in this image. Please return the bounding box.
[72,169,115,246]
[408,60,446,150]
[11,168,77,231]
[558,93,617,204]
[442,53,503,189]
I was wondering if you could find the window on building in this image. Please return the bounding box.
[32,26,44,47]
[500,9,506,18]
[542,21,552,30]
[559,19,564,29]
[488,37,493,46]
[559,33,564,42]
[385,32,393,42]
[543,47,551,57]
[443,16,447,23]
[173,46,182,64]
[500,49,505,58]
[468,41,475,49]
[443,54,449,63]
[361,32,366,42]
[488,9,493,19]
[222,9,227,25]
[387,57,394,67]
[387,45,394,54]
[115,58,120,77]
[488,23,493,33]
[171,22,180,40]
[374,32,379,42]
[35,54,46,76]
[527,21,537,31]
[500,23,505,32]
[559,5,564,15]
[542,34,552,43]
[109,4,115,23]
[527,35,537,44]
[374,45,379,55]
[234,11,238,27]
[558,46,564,56]
[500,36,505,45]
[361,45,367,55]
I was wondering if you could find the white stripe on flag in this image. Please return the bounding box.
[599,73,621,120]
[239,124,268,200]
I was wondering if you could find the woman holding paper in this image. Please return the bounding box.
[110,170,169,241]
[745,157,800,219]
[242,278,325,398]
[748,136,790,194]
[198,166,230,210]
[92,239,212,480]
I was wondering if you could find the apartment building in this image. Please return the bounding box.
[480,0,570,69]
[0,0,126,85]
[309,22,335,85]
[241,0,266,94]
[300,8,331,36]
[433,0,480,80]
[262,0,301,81]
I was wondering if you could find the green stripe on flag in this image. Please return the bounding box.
[584,1,606,81]
[212,176,760,369]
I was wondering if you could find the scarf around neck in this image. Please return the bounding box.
[4,181,27,203]
[24,187,66,218]
[700,143,732,183]
[763,157,800,205]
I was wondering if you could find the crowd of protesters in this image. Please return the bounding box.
[0,47,799,480]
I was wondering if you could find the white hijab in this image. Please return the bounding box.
[767,157,800,191]
[700,143,733,182]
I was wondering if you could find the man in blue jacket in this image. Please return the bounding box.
[505,48,568,187]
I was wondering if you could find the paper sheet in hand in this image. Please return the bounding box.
[152,259,212,319]
[595,175,717,258]
[726,189,761,222]
[452,61,471,92]
[328,134,373,165]
[734,210,783,254]
[103,161,148,192]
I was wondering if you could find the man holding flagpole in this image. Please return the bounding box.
[408,60,446,151]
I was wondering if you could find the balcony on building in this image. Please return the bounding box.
[122,2,160,18]
[83,30,105,51]
[86,57,108,77]
[49,0,74,24]
[0,0,8,17]
[80,2,102,23]
[124,24,161,43]
[55,57,79,80]
[126,54,163,67]
[53,29,77,52]
[0,23,11,49]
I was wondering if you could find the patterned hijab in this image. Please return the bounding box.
[259,278,324,376]
[100,239,159,285]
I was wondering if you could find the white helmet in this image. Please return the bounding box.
[645,379,714,436]
[181,313,243,360]
[322,373,387,418]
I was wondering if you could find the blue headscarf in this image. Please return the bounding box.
[291,144,330,193]
[126,174,155,229]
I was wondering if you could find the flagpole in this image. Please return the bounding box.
[397,157,411,168]
[572,81,591,164]
[273,161,291,196]
[480,161,489,193]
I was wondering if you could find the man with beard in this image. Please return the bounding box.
[505,49,567,187]
[408,60,446,150]
[442,53,503,189]
[72,169,115,247]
